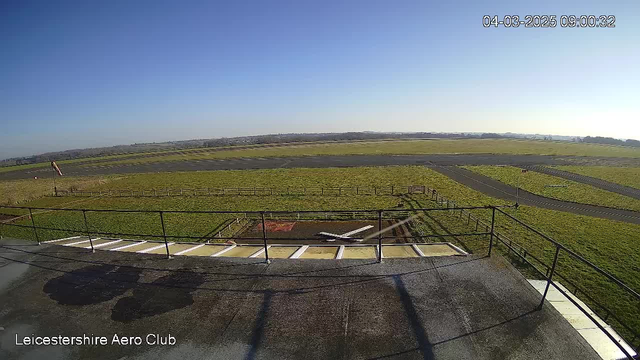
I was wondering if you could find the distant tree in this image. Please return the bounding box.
[480,133,504,139]
[625,139,640,147]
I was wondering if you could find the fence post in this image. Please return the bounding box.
[159,211,171,259]
[82,210,95,253]
[377,210,383,263]
[539,246,561,310]
[391,185,394,195]
[28,208,40,245]
[488,207,496,256]
[261,212,270,264]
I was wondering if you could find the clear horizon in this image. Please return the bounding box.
[2,0,639,159]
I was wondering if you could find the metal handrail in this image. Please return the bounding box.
[1,202,637,357]
[495,207,640,301]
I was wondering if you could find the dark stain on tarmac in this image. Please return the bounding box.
[43,264,143,305]
[111,270,205,323]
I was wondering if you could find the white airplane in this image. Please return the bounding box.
[317,225,374,242]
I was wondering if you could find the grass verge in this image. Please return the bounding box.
[0,176,111,205]
[463,165,640,212]
[554,166,640,190]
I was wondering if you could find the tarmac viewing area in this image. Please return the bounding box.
[0,205,638,359]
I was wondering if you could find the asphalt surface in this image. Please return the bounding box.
[525,165,640,200]
[5,154,640,181]
[431,166,640,225]
[0,238,599,360]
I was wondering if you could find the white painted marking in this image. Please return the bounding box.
[290,245,309,259]
[249,246,271,258]
[44,235,82,243]
[528,280,637,359]
[211,245,236,257]
[336,245,345,259]
[111,241,146,251]
[412,244,426,257]
[448,243,468,255]
[65,238,100,247]
[85,239,121,249]
[138,243,174,254]
[174,244,206,256]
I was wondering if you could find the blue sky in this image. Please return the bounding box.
[1,0,639,158]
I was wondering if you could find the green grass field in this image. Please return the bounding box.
[0,176,112,205]
[554,166,640,190]
[5,138,640,174]
[463,165,640,212]
[82,139,640,168]
[1,165,638,342]
[0,139,358,173]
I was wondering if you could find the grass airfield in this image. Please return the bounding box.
[3,138,640,175]
[1,140,639,344]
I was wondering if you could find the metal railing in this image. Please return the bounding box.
[415,193,640,359]
[0,202,638,358]
[0,204,494,258]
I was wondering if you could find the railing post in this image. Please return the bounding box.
[159,211,172,259]
[488,207,496,256]
[539,245,561,310]
[377,210,383,263]
[261,212,270,264]
[28,208,40,245]
[82,210,95,253]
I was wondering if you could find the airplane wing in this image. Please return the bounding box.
[340,225,374,237]
[317,232,348,239]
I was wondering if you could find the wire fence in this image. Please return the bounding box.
[0,200,638,357]
[53,185,434,197]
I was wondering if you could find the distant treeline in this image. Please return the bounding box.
[4,131,617,167]
[1,132,498,167]
[201,132,501,148]
[580,136,640,147]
